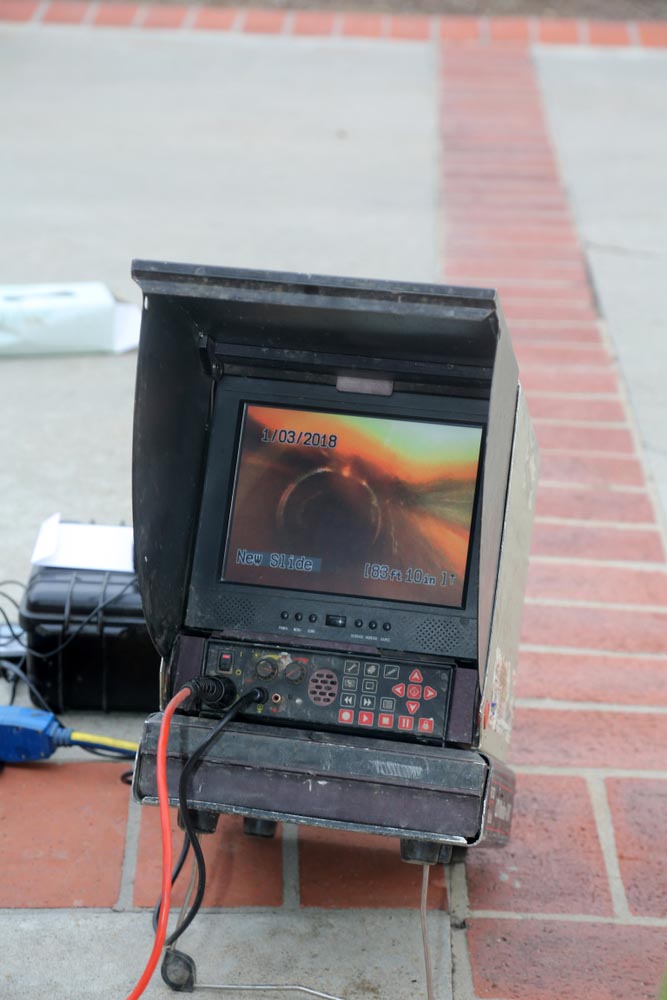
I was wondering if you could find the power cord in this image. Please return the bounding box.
[124,680,267,1000]
[153,833,191,935]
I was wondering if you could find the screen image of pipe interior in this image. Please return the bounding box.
[223,404,483,608]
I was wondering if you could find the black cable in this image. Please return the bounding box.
[0,590,21,613]
[0,654,25,706]
[0,658,52,713]
[0,579,135,661]
[153,833,192,936]
[0,582,26,648]
[171,688,264,946]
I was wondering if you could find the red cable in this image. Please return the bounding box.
[125,686,192,1000]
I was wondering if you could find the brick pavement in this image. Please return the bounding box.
[1,10,666,1000]
[441,39,667,1000]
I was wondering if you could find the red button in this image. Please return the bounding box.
[358,711,374,726]
[378,713,394,728]
[418,718,434,733]
[409,669,423,683]
[407,684,422,699]
[392,683,406,698]
[398,716,414,731]
[424,686,438,701]
[338,709,354,724]
[406,700,420,715]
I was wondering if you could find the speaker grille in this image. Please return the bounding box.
[410,616,475,655]
[308,669,338,706]
[217,597,255,629]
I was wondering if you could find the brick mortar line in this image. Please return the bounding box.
[468,909,667,927]
[538,483,647,495]
[533,419,629,428]
[81,1,97,25]
[516,698,667,714]
[586,775,631,919]
[445,855,476,1000]
[524,390,622,400]
[520,643,667,664]
[30,0,48,21]
[521,642,667,659]
[514,765,667,778]
[536,446,638,459]
[0,903,447,916]
[522,362,620,373]
[511,321,608,330]
[131,4,147,28]
[528,555,664,569]
[534,515,659,529]
[526,600,667,614]
[433,27,447,299]
[113,797,144,911]
[280,823,300,910]
[181,4,198,29]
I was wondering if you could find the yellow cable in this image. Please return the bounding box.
[70,731,139,752]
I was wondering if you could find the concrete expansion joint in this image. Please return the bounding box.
[446,858,476,1000]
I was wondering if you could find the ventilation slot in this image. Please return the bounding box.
[308,669,338,706]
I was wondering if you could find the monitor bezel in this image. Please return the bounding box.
[186,375,488,646]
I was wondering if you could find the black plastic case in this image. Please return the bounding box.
[19,567,160,713]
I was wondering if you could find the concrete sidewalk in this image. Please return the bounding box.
[1,16,667,1000]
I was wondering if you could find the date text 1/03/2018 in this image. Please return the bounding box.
[363,563,458,588]
[261,428,338,448]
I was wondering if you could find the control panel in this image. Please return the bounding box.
[202,641,452,743]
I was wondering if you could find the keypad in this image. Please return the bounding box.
[205,640,449,742]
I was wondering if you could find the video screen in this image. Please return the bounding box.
[222,405,483,608]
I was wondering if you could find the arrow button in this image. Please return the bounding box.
[392,683,406,698]
[424,686,438,701]
[406,700,420,715]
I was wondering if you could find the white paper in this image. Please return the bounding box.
[112,301,141,353]
[31,513,135,573]
[0,282,140,355]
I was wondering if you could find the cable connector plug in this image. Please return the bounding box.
[0,706,62,763]
[161,949,196,992]
[0,706,138,763]
[185,676,237,710]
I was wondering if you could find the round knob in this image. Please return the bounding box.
[255,657,278,680]
[285,662,307,685]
